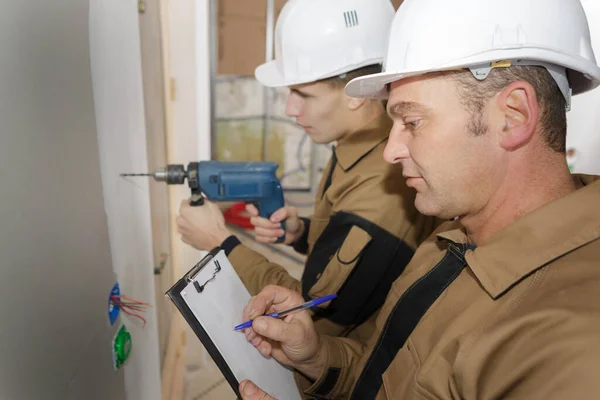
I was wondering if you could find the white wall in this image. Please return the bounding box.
[162,0,215,373]
[567,0,600,175]
[165,0,212,281]
[89,1,161,399]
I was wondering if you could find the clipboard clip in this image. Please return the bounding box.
[193,260,221,293]
[183,247,223,293]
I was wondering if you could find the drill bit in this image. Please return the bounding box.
[120,165,185,184]
[120,173,153,177]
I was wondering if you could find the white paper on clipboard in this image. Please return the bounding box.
[180,250,302,400]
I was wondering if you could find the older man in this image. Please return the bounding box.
[237,0,600,398]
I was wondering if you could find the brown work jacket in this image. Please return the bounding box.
[302,176,600,399]
[228,113,439,340]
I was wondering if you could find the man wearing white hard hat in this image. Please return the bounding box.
[177,0,438,342]
[236,0,600,398]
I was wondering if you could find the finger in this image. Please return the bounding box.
[254,285,305,312]
[252,316,305,345]
[255,236,278,244]
[258,341,272,359]
[175,216,188,229]
[250,334,264,349]
[245,292,273,320]
[269,207,293,222]
[244,286,305,331]
[243,296,257,321]
[245,328,257,342]
[247,333,272,359]
[245,204,259,217]
[207,199,220,211]
[177,225,191,237]
[250,216,280,230]
[254,226,285,239]
[269,207,288,222]
[181,236,191,245]
[272,206,299,222]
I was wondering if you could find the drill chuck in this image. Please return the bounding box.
[154,164,186,185]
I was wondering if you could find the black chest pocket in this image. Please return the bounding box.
[302,211,415,326]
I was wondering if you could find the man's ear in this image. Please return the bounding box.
[347,95,367,111]
[496,81,539,150]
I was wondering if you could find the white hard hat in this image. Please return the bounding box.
[255,0,396,87]
[346,0,600,108]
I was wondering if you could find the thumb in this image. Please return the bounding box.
[270,207,288,223]
[207,200,221,212]
[252,316,303,345]
[240,380,276,400]
[246,204,259,217]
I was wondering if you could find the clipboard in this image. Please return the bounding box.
[166,247,301,400]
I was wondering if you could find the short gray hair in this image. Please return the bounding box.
[449,66,567,152]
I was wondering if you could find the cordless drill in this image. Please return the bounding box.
[122,161,285,242]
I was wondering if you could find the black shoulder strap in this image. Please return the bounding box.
[350,242,475,399]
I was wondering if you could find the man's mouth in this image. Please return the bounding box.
[404,175,423,188]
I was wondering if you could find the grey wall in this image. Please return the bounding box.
[89,0,162,397]
[0,1,126,399]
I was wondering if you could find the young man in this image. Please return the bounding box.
[236,0,600,398]
[176,0,438,341]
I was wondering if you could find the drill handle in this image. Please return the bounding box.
[189,186,205,206]
[190,195,205,206]
[256,197,286,243]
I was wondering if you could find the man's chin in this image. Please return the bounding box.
[309,133,330,145]
[414,196,445,218]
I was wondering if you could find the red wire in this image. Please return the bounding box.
[111,295,151,306]
[110,297,148,326]
[119,306,147,326]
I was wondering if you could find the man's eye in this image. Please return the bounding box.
[404,120,421,131]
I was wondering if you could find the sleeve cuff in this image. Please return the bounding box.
[291,217,311,254]
[220,235,241,256]
[303,336,349,399]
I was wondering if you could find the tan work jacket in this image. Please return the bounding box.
[228,114,438,340]
[303,176,600,399]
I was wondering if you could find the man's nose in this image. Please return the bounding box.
[285,93,302,117]
[383,124,410,164]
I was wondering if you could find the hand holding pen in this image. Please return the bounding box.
[239,285,330,378]
[235,294,337,330]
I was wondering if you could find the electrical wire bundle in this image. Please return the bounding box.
[109,295,151,327]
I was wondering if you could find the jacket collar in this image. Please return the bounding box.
[334,113,392,172]
[437,180,600,299]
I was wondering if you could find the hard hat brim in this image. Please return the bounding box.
[345,71,406,99]
[255,60,314,88]
[256,59,387,88]
[346,49,600,99]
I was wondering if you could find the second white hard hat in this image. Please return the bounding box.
[255,0,396,88]
[345,0,600,104]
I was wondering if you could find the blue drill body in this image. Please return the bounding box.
[152,161,286,242]
[193,161,285,223]
[122,161,286,242]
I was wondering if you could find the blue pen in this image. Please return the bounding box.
[234,294,338,331]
